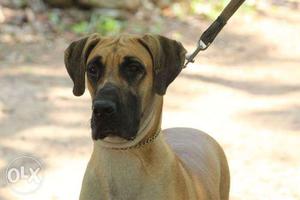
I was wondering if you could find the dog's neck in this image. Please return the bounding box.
[94,95,163,150]
[88,132,176,200]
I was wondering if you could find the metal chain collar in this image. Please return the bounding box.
[110,130,161,150]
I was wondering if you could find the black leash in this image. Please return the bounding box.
[184,0,246,67]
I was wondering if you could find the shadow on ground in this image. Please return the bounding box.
[181,73,300,96]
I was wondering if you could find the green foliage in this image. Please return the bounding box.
[48,10,124,36]
[70,14,123,36]
[93,16,123,36]
[71,21,89,34]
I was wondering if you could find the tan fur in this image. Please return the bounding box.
[65,34,230,200]
[79,102,230,200]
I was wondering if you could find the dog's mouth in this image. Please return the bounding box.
[102,135,132,144]
[92,129,136,141]
[91,115,138,141]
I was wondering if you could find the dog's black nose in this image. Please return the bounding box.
[93,100,116,116]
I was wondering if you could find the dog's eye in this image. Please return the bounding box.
[126,64,142,74]
[120,57,146,84]
[87,65,97,75]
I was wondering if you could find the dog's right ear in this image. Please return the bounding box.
[64,34,100,96]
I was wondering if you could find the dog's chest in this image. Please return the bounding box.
[100,150,145,199]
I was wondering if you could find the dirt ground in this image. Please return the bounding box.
[0,7,300,200]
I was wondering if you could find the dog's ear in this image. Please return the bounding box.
[138,34,187,95]
[64,34,100,96]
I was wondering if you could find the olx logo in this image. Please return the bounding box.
[5,156,43,194]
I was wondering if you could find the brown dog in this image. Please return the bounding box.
[64,34,230,200]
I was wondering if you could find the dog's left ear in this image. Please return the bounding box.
[64,34,100,96]
[138,34,187,95]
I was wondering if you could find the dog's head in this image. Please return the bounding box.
[64,34,186,141]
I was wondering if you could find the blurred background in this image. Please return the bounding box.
[0,0,299,199]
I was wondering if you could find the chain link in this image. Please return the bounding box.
[110,130,161,150]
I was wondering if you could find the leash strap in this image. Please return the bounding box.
[184,0,246,67]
